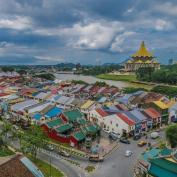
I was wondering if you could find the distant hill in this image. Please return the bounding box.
[56,63,76,68]
[102,63,121,66]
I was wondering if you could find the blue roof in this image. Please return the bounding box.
[98,97,107,103]
[54,94,61,101]
[45,107,62,118]
[117,94,132,104]
[169,102,177,112]
[20,157,44,177]
[130,109,148,121]
[33,113,42,120]
[123,111,140,123]
[132,90,145,96]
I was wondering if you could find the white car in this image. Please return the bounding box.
[125,150,133,157]
[150,132,159,139]
[103,128,110,134]
[13,125,19,130]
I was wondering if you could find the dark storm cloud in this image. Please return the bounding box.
[0,0,176,64]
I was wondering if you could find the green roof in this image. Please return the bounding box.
[160,148,172,156]
[64,109,83,122]
[140,148,160,162]
[77,119,86,125]
[56,124,73,133]
[46,119,63,128]
[149,158,177,177]
[73,131,85,141]
[84,125,99,134]
[174,152,177,160]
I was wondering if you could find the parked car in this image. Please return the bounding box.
[58,150,70,157]
[120,137,130,144]
[103,128,110,134]
[45,144,54,151]
[89,154,104,162]
[125,150,133,157]
[137,140,147,147]
[133,134,141,140]
[150,132,159,139]
[12,125,19,130]
[109,132,121,140]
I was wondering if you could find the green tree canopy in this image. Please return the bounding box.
[17,69,27,75]
[35,73,55,81]
[21,125,48,159]
[1,67,14,72]
[166,124,177,148]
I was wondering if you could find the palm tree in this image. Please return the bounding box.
[2,121,12,142]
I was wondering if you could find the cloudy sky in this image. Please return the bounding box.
[0,0,177,65]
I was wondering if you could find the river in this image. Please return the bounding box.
[55,74,153,89]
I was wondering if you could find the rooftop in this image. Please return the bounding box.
[64,109,83,122]
[149,158,177,177]
[56,123,73,133]
[73,131,85,141]
[132,41,153,58]
[46,118,63,128]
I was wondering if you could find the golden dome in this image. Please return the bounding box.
[127,60,133,63]
[132,41,153,58]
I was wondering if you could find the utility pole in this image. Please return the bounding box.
[50,156,52,177]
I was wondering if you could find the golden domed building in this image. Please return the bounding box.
[124,41,160,71]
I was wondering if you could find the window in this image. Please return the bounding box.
[116,123,118,127]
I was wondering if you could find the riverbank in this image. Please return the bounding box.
[55,73,153,90]
[96,74,137,82]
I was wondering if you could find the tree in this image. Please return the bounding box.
[35,73,55,81]
[2,121,12,141]
[122,87,147,94]
[166,124,177,148]
[0,132,4,148]
[1,67,14,72]
[151,86,177,98]
[17,69,27,75]
[21,125,48,159]
[136,67,155,81]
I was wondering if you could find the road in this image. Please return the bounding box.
[89,130,165,177]
[9,139,86,177]
[38,151,85,177]
[5,123,166,177]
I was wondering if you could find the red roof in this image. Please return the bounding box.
[116,113,135,126]
[115,104,128,111]
[91,86,100,93]
[143,108,161,119]
[96,108,109,117]
[0,93,9,97]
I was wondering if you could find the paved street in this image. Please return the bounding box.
[38,151,85,177]
[88,130,165,177]
[6,127,166,177]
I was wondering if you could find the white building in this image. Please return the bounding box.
[89,108,109,127]
[103,113,135,135]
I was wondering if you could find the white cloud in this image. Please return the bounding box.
[34,21,124,50]
[35,55,64,62]
[154,2,177,16]
[110,31,136,52]
[0,16,32,30]
[155,19,174,31]
[60,21,124,49]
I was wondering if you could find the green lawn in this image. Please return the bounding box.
[96,74,137,82]
[29,157,64,177]
[0,146,15,157]
[85,165,95,173]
